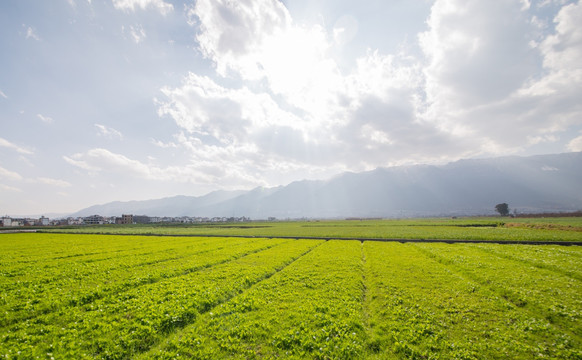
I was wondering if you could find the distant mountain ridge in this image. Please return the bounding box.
[71,152,582,218]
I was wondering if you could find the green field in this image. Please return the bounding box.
[1,226,581,359]
[40,217,582,242]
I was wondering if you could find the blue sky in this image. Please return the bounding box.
[1,0,581,216]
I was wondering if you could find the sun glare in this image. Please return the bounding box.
[258,25,342,120]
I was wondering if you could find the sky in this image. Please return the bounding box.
[1,0,582,216]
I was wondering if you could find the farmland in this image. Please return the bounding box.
[40,216,582,242]
[1,219,582,359]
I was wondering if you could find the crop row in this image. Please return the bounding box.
[1,234,581,359]
[1,239,323,359]
[365,242,582,359]
[139,241,582,359]
[0,233,190,264]
[470,243,582,281]
[0,235,247,286]
[414,243,582,339]
[140,240,366,359]
[0,236,275,328]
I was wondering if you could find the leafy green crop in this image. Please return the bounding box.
[41,217,582,242]
[0,235,321,358]
[0,233,581,359]
[364,242,582,358]
[141,240,365,359]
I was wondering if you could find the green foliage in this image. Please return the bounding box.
[365,242,582,358]
[139,240,366,359]
[0,234,321,358]
[42,216,582,242]
[0,232,581,359]
[495,203,510,216]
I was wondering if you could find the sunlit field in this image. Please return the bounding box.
[4,0,582,357]
[1,219,581,359]
[41,217,582,242]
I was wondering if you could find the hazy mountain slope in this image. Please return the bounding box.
[72,152,582,218]
[72,190,246,217]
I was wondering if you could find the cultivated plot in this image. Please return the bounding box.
[1,234,581,359]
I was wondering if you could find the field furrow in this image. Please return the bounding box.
[471,243,582,281]
[0,234,209,273]
[364,242,582,359]
[0,233,188,263]
[0,237,279,328]
[1,239,322,359]
[413,243,582,339]
[1,227,581,360]
[140,240,365,359]
[0,236,250,289]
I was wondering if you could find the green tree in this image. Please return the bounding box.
[495,203,510,216]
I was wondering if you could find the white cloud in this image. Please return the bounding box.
[66,149,143,174]
[333,15,359,46]
[37,113,53,124]
[150,139,177,148]
[85,148,151,175]
[189,0,292,79]
[32,177,72,188]
[567,134,582,152]
[122,25,147,44]
[129,25,146,44]
[5,0,582,216]
[25,26,40,41]
[511,2,582,137]
[95,124,123,140]
[0,167,71,190]
[527,134,559,145]
[0,184,22,192]
[173,0,473,175]
[112,0,173,15]
[158,73,305,142]
[189,0,344,120]
[97,0,582,192]
[416,0,582,155]
[0,166,22,181]
[529,2,582,92]
[159,73,339,178]
[0,137,34,155]
[63,154,99,172]
[64,147,267,188]
[420,0,537,109]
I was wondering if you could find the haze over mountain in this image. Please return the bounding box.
[72,152,582,219]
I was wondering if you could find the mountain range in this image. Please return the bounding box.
[72,152,582,219]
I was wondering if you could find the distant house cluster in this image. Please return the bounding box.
[77,214,252,225]
[1,214,253,227]
[1,216,50,227]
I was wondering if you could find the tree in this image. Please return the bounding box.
[495,203,510,216]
